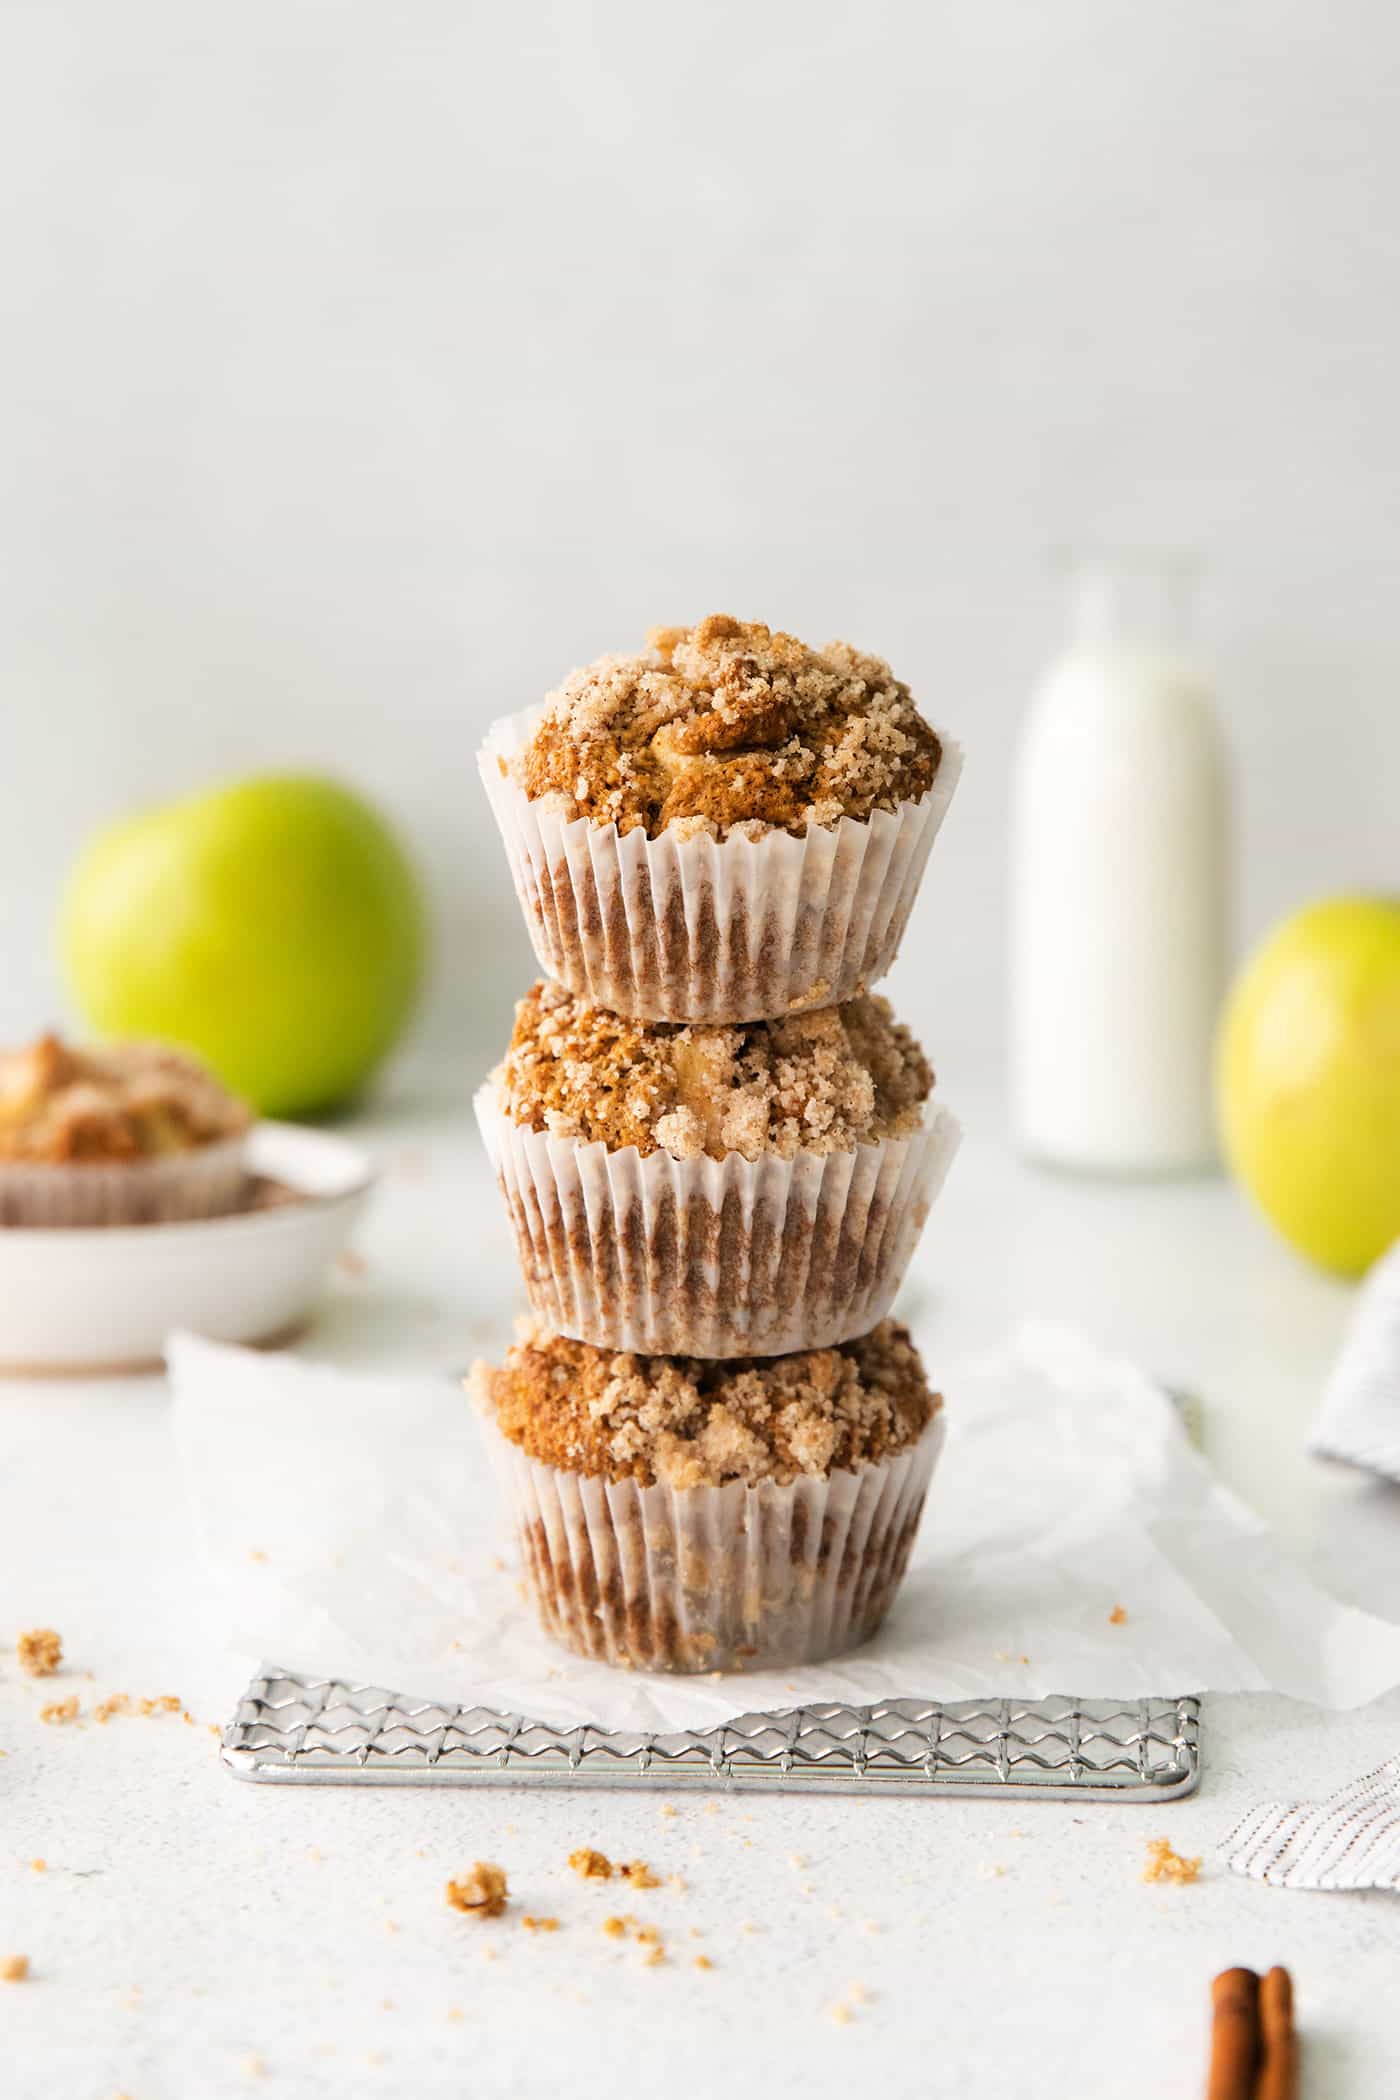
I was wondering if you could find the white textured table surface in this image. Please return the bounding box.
[3,1083,1399,2099]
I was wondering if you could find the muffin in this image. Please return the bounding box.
[475,981,961,1357]
[479,614,963,1021]
[470,1319,944,1672]
[0,1034,252,1226]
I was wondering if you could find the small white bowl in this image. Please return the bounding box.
[0,1122,375,1374]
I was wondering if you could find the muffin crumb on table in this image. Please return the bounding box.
[512,615,942,839]
[563,1847,663,1887]
[567,1847,614,1881]
[1,1955,30,1983]
[445,1863,509,1918]
[16,1627,63,1677]
[92,1692,185,1722]
[1142,1838,1202,1885]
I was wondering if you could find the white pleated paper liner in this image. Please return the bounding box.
[478,703,964,1023]
[0,1134,251,1229]
[474,1402,946,1674]
[475,1084,961,1358]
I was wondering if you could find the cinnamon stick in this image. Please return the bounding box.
[1207,1967,1261,2099]
[1257,1966,1298,2100]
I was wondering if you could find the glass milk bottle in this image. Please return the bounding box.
[1010,556,1231,1175]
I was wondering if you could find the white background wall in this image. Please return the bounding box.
[2,1,1397,1096]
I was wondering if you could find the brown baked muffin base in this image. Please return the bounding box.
[481,1413,944,1674]
[478,1090,960,1356]
[525,826,925,1023]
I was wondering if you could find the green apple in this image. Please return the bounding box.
[1216,895,1400,1276]
[62,774,428,1117]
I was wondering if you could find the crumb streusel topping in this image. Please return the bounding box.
[510,614,942,838]
[1142,1838,1202,1886]
[446,1862,509,1918]
[0,1035,250,1164]
[16,1628,63,1678]
[493,981,931,1162]
[471,1319,938,1489]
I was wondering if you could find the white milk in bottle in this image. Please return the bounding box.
[1010,558,1231,1174]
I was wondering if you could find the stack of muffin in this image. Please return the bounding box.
[472,615,962,1675]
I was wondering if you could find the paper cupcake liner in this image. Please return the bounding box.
[478,704,963,1023]
[477,1405,945,1674]
[475,1087,961,1358]
[0,1135,251,1229]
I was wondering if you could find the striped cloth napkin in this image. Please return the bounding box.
[1222,1247,1400,1890]
[1221,1755,1400,1891]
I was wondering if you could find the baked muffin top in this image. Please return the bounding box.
[491,980,932,1162]
[0,1035,251,1164]
[508,614,942,839]
[472,1319,938,1489]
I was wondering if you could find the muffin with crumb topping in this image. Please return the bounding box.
[475,980,960,1357]
[0,1034,252,1226]
[479,614,962,1022]
[470,1319,944,1672]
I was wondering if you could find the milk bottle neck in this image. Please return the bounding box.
[1066,554,1199,666]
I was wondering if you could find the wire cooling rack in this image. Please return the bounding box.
[221,1670,1201,1802]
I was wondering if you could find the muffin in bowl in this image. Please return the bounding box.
[475,981,960,1358]
[479,615,962,1022]
[0,1035,252,1227]
[470,1319,945,1674]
